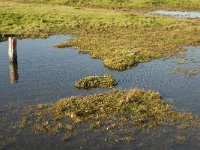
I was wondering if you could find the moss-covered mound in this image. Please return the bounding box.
[75,75,117,89]
[22,89,197,135]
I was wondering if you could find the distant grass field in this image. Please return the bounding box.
[0,1,176,35]
[1,1,200,70]
[4,0,200,10]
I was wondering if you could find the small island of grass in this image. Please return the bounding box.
[75,74,117,89]
[20,88,198,138]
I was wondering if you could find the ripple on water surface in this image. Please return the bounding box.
[1,36,200,150]
[0,36,200,114]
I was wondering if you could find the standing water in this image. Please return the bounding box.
[150,10,200,18]
[0,36,200,113]
[1,36,200,149]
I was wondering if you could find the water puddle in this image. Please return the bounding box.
[1,35,200,149]
[150,10,200,18]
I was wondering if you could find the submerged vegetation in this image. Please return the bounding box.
[172,67,200,76]
[75,75,117,89]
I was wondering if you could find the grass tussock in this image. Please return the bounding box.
[21,89,197,135]
[75,74,117,89]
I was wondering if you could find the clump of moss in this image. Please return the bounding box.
[103,56,137,70]
[75,74,117,89]
[21,88,197,137]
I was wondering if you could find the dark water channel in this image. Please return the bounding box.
[1,35,200,149]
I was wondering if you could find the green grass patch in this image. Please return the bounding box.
[57,24,200,70]
[1,2,200,70]
[4,0,200,10]
[75,74,117,89]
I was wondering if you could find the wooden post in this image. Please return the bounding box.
[8,37,18,83]
[9,60,19,84]
[8,37,17,63]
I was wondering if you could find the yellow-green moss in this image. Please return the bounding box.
[21,88,198,135]
[75,75,117,89]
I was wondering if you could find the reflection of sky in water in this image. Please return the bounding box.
[0,36,200,115]
[151,10,200,18]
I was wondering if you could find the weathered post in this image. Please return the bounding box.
[9,60,19,84]
[8,37,17,63]
[8,37,18,83]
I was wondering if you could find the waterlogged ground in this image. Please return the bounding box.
[151,10,200,19]
[1,36,200,149]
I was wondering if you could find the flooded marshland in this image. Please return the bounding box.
[0,35,200,149]
[1,36,200,113]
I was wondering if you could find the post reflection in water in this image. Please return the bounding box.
[8,37,19,84]
[9,60,19,84]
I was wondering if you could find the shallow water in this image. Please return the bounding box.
[0,36,200,113]
[150,10,200,18]
[1,36,200,149]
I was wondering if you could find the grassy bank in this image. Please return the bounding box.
[4,0,200,10]
[1,2,200,70]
